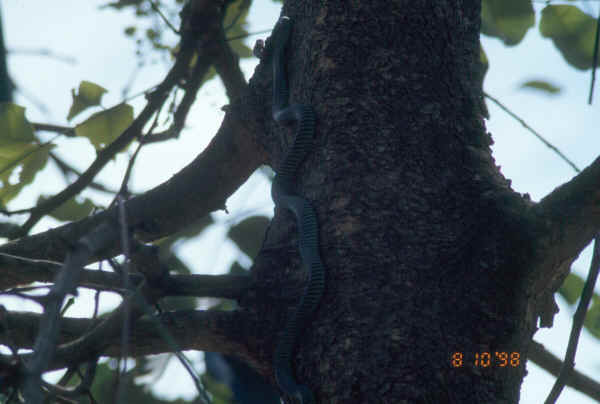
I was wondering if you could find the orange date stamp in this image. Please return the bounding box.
[451,352,521,368]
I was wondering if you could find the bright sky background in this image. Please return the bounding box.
[1,1,599,403]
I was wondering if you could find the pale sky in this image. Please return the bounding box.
[2,1,599,403]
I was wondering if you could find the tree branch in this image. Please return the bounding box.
[0,0,267,288]
[213,25,249,101]
[0,309,252,372]
[12,43,195,237]
[531,155,600,297]
[529,340,600,402]
[0,252,251,299]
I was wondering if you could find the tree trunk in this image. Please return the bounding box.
[244,1,535,403]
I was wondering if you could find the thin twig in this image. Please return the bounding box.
[484,91,581,173]
[7,47,76,64]
[225,28,272,42]
[11,40,195,236]
[544,234,600,403]
[588,6,600,104]
[116,195,132,403]
[49,152,121,195]
[33,123,76,136]
[149,0,179,34]
[22,222,118,403]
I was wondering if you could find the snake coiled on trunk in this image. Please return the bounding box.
[267,16,326,404]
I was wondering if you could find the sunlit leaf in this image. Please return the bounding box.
[19,143,53,184]
[480,44,489,76]
[540,5,597,70]
[224,0,253,58]
[75,103,134,150]
[481,0,535,46]
[0,105,53,204]
[585,300,600,339]
[0,103,35,149]
[520,80,561,94]
[67,81,108,121]
[559,273,600,339]
[558,272,585,305]
[0,143,53,205]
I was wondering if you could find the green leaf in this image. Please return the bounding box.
[481,0,535,46]
[540,5,597,70]
[520,80,561,94]
[229,38,253,59]
[559,273,600,339]
[102,0,144,10]
[75,103,134,150]
[0,143,53,206]
[202,373,234,404]
[0,103,35,149]
[18,143,53,185]
[146,28,158,40]
[480,44,489,75]
[224,0,249,30]
[558,273,585,305]
[39,195,96,222]
[67,81,108,121]
[223,0,253,58]
[585,300,600,339]
[0,105,53,204]
[227,216,270,258]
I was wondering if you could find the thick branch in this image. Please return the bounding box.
[0,309,252,371]
[529,341,600,401]
[213,26,248,101]
[14,44,195,237]
[532,155,600,294]
[0,251,251,298]
[0,0,265,290]
[0,98,266,288]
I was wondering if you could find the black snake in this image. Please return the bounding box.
[264,16,325,404]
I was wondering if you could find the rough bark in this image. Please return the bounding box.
[3,1,599,403]
[244,1,538,403]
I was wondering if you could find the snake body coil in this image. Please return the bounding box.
[268,16,325,404]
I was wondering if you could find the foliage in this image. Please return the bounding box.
[520,80,561,95]
[480,0,598,90]
[540,5,598,70]
[67,81,108,121]
[88,361,195,404]
[481,0,535,46]
[0,103,52,207]
[1,1,599,402]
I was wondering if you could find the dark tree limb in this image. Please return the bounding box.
[12,42,195,237]
[531,155,600,299]
[0,252,251,299]
[22,222,120,402]
[529,340,600,402]
[0,309,252,372]
[213,25,249,101]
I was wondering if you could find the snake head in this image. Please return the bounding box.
[271,16,293,48]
